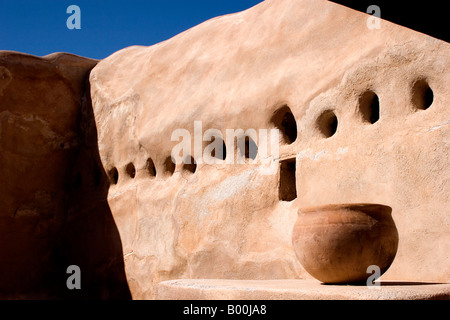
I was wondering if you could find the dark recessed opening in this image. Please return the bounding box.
[163,156,176,176]
[424,87,434,108]
[108,167,119,185]
[93,164,101,187]
[182,156,197,174]
[72,172,82,190]
[279,158,297,201]
[317,110,338,138]
[238,135,258,160]
[359,91,380,124]
[211,137,227,161]
[146,158,156,177]
[412,79,434,110]
[270,105,297,144]
[125,162,136,179]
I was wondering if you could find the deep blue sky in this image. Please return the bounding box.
[0,0,263,60]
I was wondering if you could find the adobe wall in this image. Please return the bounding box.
[90,0,449,299]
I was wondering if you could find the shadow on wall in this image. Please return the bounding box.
[52,77,132,299]
[0,62,131,299]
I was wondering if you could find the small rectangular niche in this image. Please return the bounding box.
[279,158,297,201]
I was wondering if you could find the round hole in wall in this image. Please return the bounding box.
[238,135,258,159]
[412,79,434,110]
[146,158,156,177]
[182,156,197,174]
[244,136,258,160]
[270,105,297,144]
[210,137,227,161]
[163,156,176,176]
[316,110,338,138]
[125,162,136,179]
[359,90,380,124]
[108,167,119,185]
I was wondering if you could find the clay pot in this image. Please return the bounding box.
[292,203,399,284]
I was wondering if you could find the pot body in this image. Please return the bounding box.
[292,203,399,284]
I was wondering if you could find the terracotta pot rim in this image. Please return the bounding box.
[298,203,392,214]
